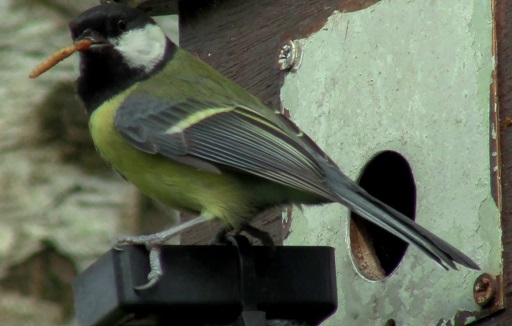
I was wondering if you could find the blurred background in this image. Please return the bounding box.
[0,1,178,324]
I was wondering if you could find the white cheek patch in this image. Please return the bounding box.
[110,24,167,72]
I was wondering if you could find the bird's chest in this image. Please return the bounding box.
[87,97,242,215]
[89,106,192,210]
[89,97,138,172]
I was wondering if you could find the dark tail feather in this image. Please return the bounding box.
[327,175,479,271]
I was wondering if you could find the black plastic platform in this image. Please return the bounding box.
[73,239,337,326]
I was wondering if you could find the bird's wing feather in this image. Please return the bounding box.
[114,92,480,271]
[115,93,335,199]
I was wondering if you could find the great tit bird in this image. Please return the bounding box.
[59,4,478,287]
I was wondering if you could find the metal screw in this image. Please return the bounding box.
[473,273,496,307]
[278,40,302,71]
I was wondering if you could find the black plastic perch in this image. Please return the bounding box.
[73,236,337,326]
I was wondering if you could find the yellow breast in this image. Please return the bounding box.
[88,86,251,225]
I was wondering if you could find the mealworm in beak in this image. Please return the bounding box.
[29,39,92,79]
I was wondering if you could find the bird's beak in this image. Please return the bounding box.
[74,28,111,51]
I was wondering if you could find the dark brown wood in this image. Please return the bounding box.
[176,0,380,245]
[112,0,382,17]
[101,0,179,15]
[472,0,512,325]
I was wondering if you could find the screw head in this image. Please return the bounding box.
[278,40,302,71]
[473,273,496,307]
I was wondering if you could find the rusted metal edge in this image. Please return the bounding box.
[490,0,503,215]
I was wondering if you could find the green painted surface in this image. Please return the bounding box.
[281,0,499,325]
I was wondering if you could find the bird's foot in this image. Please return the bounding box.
[240,224,275,248]
[210,223,275,248]
[113,215,210,290]
[134,245,163,290]
[112,233,168,291]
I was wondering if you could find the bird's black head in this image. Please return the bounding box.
[70,4,176,113]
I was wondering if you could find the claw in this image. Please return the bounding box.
[109,215,210,290]
[112,235,146,250]
[134,274,161,291]
[112,238,126,251]
[209,223,275,249]
[134,245,163,291]
[240,224,275,248]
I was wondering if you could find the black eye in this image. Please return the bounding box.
[117,19,127,31]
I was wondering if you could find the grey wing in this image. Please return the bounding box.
[114,93,336,200]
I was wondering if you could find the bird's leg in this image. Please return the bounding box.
[113,214,210,290]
